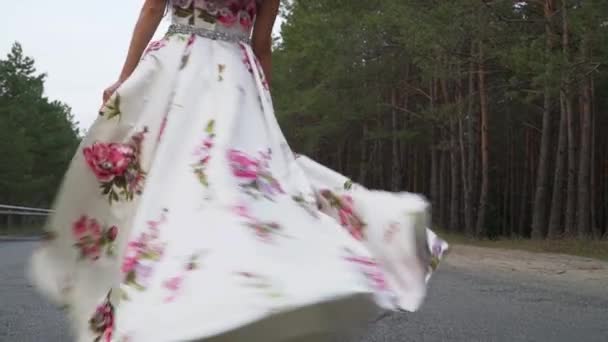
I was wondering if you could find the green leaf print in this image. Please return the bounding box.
[197,10,217,24]
[344,180,353,190]
[100,93,121,119]
[218,64,226,82]
[192,120,215,187]
[430,256,440,271]
[173,6,193,18]
[205,120,215,134]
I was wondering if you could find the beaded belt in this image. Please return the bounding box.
[167,24,250,44]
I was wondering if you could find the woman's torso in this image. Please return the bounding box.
[169,0,259,38]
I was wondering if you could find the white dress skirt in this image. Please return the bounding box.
[28,2,448,341]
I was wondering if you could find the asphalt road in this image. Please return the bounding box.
[1,241,607,342]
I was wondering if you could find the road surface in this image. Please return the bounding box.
[1,241,607,341]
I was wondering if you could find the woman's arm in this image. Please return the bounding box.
[102,0,165,104]
[251,0,280,86]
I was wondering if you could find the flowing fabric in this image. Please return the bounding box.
[28,1,448,341]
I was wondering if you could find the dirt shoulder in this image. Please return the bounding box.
[444,244,608,293]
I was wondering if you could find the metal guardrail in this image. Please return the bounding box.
[0,204,53,214]
[0,204,52,233]
[0,210,51,216]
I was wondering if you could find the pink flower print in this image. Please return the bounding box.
[345,255,389,292]
[122,209,168,292]
[164,276,183,291]
[239,11,253,29]
[239,43,254,72]
[89,292,114,342]
[85,128,147,203]
[246,220,287,243]
[125,168,145,195]
[232,204,253,219]
[162,276,184,303]
[186,34,196,48]
[228,1,241,14]
[145,40,167,55]
[83,143,134,182]
[229,149,284,200]
[85,245,102,261]
[72,216,118,261]
[228,150,259,180]
[158,117,168,142]
[218,7,238,26]
[72,216,88,239]
[245,0,257,18]
[319,191,366,240]
[162,253,203,302]
[203,138,213,149]
[338,199,364,241]
[121,255,138,274]
[89,220,102,238]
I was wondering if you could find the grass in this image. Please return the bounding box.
[439,230,608,262]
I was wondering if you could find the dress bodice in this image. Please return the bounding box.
[169,0,258,39]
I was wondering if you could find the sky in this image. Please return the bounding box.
[1,1,283,130]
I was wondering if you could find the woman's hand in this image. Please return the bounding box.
[100,80,124,112]
[102,80,123,104]
[100,0,165,111]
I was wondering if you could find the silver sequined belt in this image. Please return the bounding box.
[166,24,250,44]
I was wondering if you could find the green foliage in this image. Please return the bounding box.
[273,0,608,238]
[0,42,80,207]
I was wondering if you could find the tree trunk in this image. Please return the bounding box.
[509,125,517,237]
[576,78,592,238]
[391,88,401,191]
[431,143,439,224]
[358,124,368,184]
[466,44,477,236]
[450,112,460,232]
[547,0,570,239]
[458,77,472,235]
[336,140,344,171]
[430,78,440,224]
[518,129,531,236]
[565,85,577,236]
[475,41,489,237]
[531,0,556,239]
[577,39,592,239]
[547,92,568,238]
[590,78,599,238]
[439,148,448,229]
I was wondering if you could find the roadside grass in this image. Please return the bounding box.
[439,230,608,262]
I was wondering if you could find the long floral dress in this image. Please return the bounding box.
[28,1,448,341]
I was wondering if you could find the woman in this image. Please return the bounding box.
[29,0,448,341]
